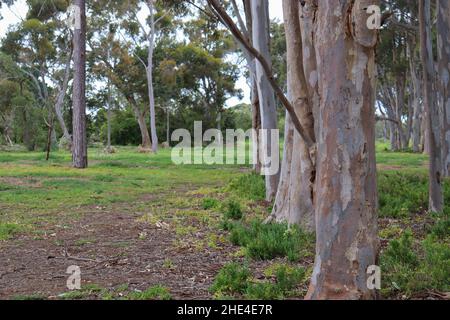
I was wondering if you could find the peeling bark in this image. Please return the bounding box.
[306,0,379,300]
[419,0,444,212]
[251,0,280,201]
[269,0,315,230]
[437,0,450,176]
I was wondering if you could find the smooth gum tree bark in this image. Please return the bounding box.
[306,0,379,300]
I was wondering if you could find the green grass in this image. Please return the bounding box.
[226,220,314,262]
[128,285,172,300]
[0,222,22,240]
[210,262,307,299]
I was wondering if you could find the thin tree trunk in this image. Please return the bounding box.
[437,0,450,176]
[54,46,73,149]
[131,102,152,150]
[409,41,422,153]
[306,0,379,300]
[147,0,159,153]
[72,0,88,168]
[419,0,444,212]
[251,0,280,202]
[269,0,315,230]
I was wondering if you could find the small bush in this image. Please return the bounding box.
[380,230,450,297]
[211,262,306,300]
[129,285,172,300]
[228,174,265,201]
[378,172,428,218]
[223,199,243,220]
[429,212,450,240]
[202,198,219,210]
[228,220,313,262]
[210,263,251,295]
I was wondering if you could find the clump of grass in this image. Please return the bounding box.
[210,262,306,299]
[227,220,313,262]
[0,223,22,240]
[227,174,265,201]
[380,229,450,298]
[429,212,450,240]
[202,197,219,210]
[210,262,251,295]
[223,199,243,220]
[128,285,172,300]
[378,172,428,218]
[58,284,103,300]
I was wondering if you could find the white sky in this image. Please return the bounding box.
[0,0,284,106]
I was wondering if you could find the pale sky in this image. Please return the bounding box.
[0,0,284,106]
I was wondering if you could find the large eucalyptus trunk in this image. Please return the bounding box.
[306,0,379,300]
[251,0,280,202]
[72,0,88,168]
[269,0,315,230]
[419,0,444,212]
[437,0,450,176]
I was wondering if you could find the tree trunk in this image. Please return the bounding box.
[438,0,450,176]
[55,46,73,149]
[408,41,422,153]
[269,0,315,230]
[130,102,152,150]
[306,0,379,300]
[147,0,159,153]
[251,0,280,202]
[72,0,88,168]
[243,0,262,174]
[419,0,444,212]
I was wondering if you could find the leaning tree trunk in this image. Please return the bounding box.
[269,0,315,230]
[437,0,450,176]
[419,0,444,212]
[72,0,88,168]
[251,0,280,202]
[306,0,379,300]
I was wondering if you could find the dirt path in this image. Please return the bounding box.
[0,190,235,300]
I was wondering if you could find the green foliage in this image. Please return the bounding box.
[227,220,313,262]
[228,174,266,201]
[202,197,219,210]
[210,262,251,295]
[0,223,22,240]
[128,285,172,300]
[381,229,450,297]
[223,199,243,220]
[210,262,306,300]
[429,212,450,240]
[378,172,430,217]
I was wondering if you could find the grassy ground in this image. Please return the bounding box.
[0,144,448,300]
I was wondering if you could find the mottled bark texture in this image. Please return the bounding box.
[54,46,72,149]
[437,0,450,176]
[72,0,88,168]
[269,0,315,230]
[306,0,379,300]
[147,0,159,153]
[251,0,280,201]
[419,0,444,212]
